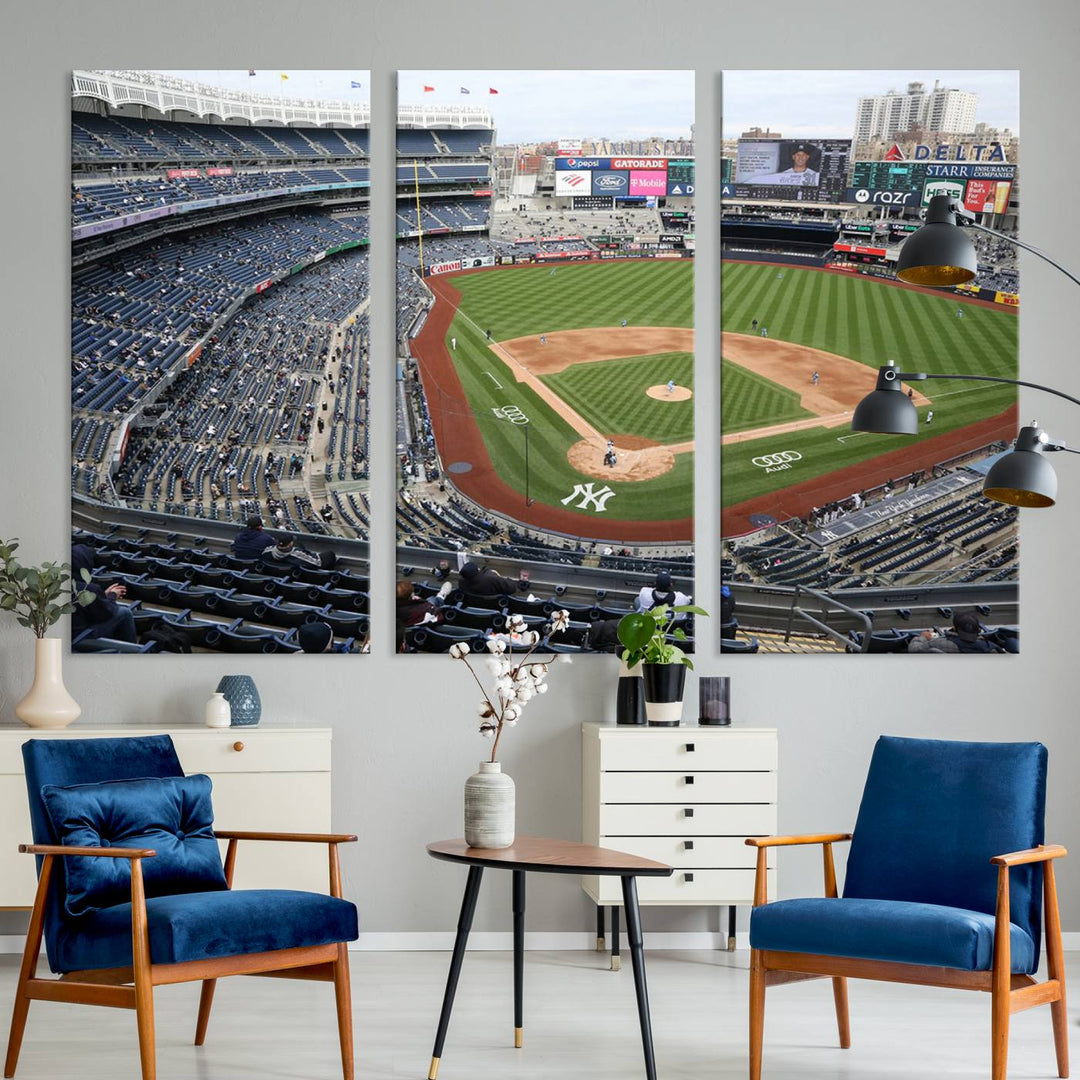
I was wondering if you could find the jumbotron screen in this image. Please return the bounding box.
[727,138,851,203]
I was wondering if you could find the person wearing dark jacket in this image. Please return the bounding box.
[459,562,523,597]
[396,580,445,647]
[232,516,276,560]
[70,545,137,643]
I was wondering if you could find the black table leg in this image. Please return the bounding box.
[610,903,621,971]
[429,865,483,1080]
[621,875,658,1080]
[728,904,737,952]
[513,869,525,1049]
[596,903,606,952]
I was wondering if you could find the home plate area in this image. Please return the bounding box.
[567,435,676,482]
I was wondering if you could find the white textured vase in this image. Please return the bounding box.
[464,761,515,849]
[15,638,81,729]
[205,692,231,728]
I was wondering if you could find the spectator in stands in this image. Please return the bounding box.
[720,584,737,640]
[634,571,692,618]
[588,618,622,653]
[297,621,349,654]
[70,545,137,644]
[232,516,276,560]
[908,612,996,654]
[459,561,526,597]
[396,579,450,646]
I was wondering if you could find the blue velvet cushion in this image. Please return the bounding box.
[750,897,1036,973]
[843,736,1046,958]
[41,775,228,917]
[53,889,359,972]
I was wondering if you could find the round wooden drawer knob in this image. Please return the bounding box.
[232,741,245,752]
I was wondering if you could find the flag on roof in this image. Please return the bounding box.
[279,73,289,81]
[423,85,434,93]
[350,80,362,89]
[460,87,470,94]
[248,70,256,77]
[489,87,499,95]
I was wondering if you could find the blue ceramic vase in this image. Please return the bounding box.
[216,675,261,727]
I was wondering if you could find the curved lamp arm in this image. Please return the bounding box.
[883,366,1080,413]
[965,219,1080,291]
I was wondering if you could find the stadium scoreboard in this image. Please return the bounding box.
[852,160,927,193]
[725,138,851,203]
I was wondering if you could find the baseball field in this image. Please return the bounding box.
[411,259,695,541]
[720,262,1018,532]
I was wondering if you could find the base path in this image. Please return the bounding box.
[410,268,693,542]
[500,326,694,376]
[721,406,1018,537]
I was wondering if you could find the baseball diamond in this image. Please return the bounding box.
[411,260,695,542]
[720,262,1018,535]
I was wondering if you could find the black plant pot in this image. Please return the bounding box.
[642,663,686,726]
[616,660,646,725]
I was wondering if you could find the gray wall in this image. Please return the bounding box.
[2,1,1078,939]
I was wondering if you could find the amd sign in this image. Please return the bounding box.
[846,188,920,206]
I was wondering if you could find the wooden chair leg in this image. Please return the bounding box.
[831,977,851,1049]
[4,856,52,1079]
[749,948,766,1080]
[991,865,1011,1080]
[1044,861,1069,1079]
[194,979,217,1046]
[333,943,354,1080]
[131,860,156,1080]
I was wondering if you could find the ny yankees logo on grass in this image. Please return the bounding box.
[562,483,617,512]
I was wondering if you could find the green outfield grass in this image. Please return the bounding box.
[438,261,694,525]
[450,260,693,340]
[720,359,813,434]
[720,263,1017,508]
[543,352,694,445]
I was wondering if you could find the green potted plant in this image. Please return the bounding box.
[617,602,708,726]
[0,539,94,728]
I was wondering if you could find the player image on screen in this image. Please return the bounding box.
[748,141,821,186]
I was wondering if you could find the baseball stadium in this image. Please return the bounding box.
[70,70,371,654]
[396,75,697,654]
[718,112,1021,654]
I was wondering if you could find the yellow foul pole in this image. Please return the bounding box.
[413,159,425,278]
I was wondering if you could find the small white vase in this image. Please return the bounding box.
[464,761,515,849]
[205,692,231,728]
[15,638,81,729]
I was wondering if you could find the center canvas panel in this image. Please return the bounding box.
[71,70,371,655]
[395,70,696,655]
[720,70,1019,655]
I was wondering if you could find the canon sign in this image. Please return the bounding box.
[847,188,919,206]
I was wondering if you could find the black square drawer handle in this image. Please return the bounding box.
[684,873,695,883]
[685,743,695,752]
[684,808,694,818]
[684,775,695,785]
[684,840,694,850]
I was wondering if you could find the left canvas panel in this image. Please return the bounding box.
[71,70,371,654]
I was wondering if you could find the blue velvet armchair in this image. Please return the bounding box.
[747,736,1068,1080]
[4,735,359,1080]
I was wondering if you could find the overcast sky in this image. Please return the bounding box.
[400,71,694,142]
[722,70,1019,139]
[161,70,370,104]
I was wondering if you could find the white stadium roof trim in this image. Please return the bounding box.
[71,70,370,129]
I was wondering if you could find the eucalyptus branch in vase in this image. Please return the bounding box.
[450,609,570,763]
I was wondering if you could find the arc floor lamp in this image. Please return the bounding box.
[852,194,1080,508]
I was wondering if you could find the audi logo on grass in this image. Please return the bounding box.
[752,450,803,473]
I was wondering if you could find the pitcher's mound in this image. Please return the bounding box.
[567,436,675,482]
[647,384,692,401]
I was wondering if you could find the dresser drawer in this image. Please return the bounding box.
[601,770,776,804]
[588,868,775,906]
[600,803,776,837]
[172,730,332,774]
[600,836,772,870]
[599,731,776,772]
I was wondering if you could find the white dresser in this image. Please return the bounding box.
[0,725,333,907]
[582,722,777,957]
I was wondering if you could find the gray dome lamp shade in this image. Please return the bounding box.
[851,365,919,434]
[896,195,978,286]
[983,426,1059,507]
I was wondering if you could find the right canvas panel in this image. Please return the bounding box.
[721,71,1020,655]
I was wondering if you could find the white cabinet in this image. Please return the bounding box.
[0,726,333,906]
[582,723,778,943]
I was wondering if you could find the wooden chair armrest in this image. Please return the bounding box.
[991,844,1067,867]
[213,831,358,844]
[746,833,852,849]
[19,843,157,859]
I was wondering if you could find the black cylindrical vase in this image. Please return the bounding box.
[616,660,647,725]
[642,663,686,726]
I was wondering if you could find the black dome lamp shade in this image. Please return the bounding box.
[895,195,978,286]
[851,364,919,434]
[983,426,1059,507]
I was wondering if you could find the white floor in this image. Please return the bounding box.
[0,950,1074,1079]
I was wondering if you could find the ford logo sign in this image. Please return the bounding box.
[596,175,626,190]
